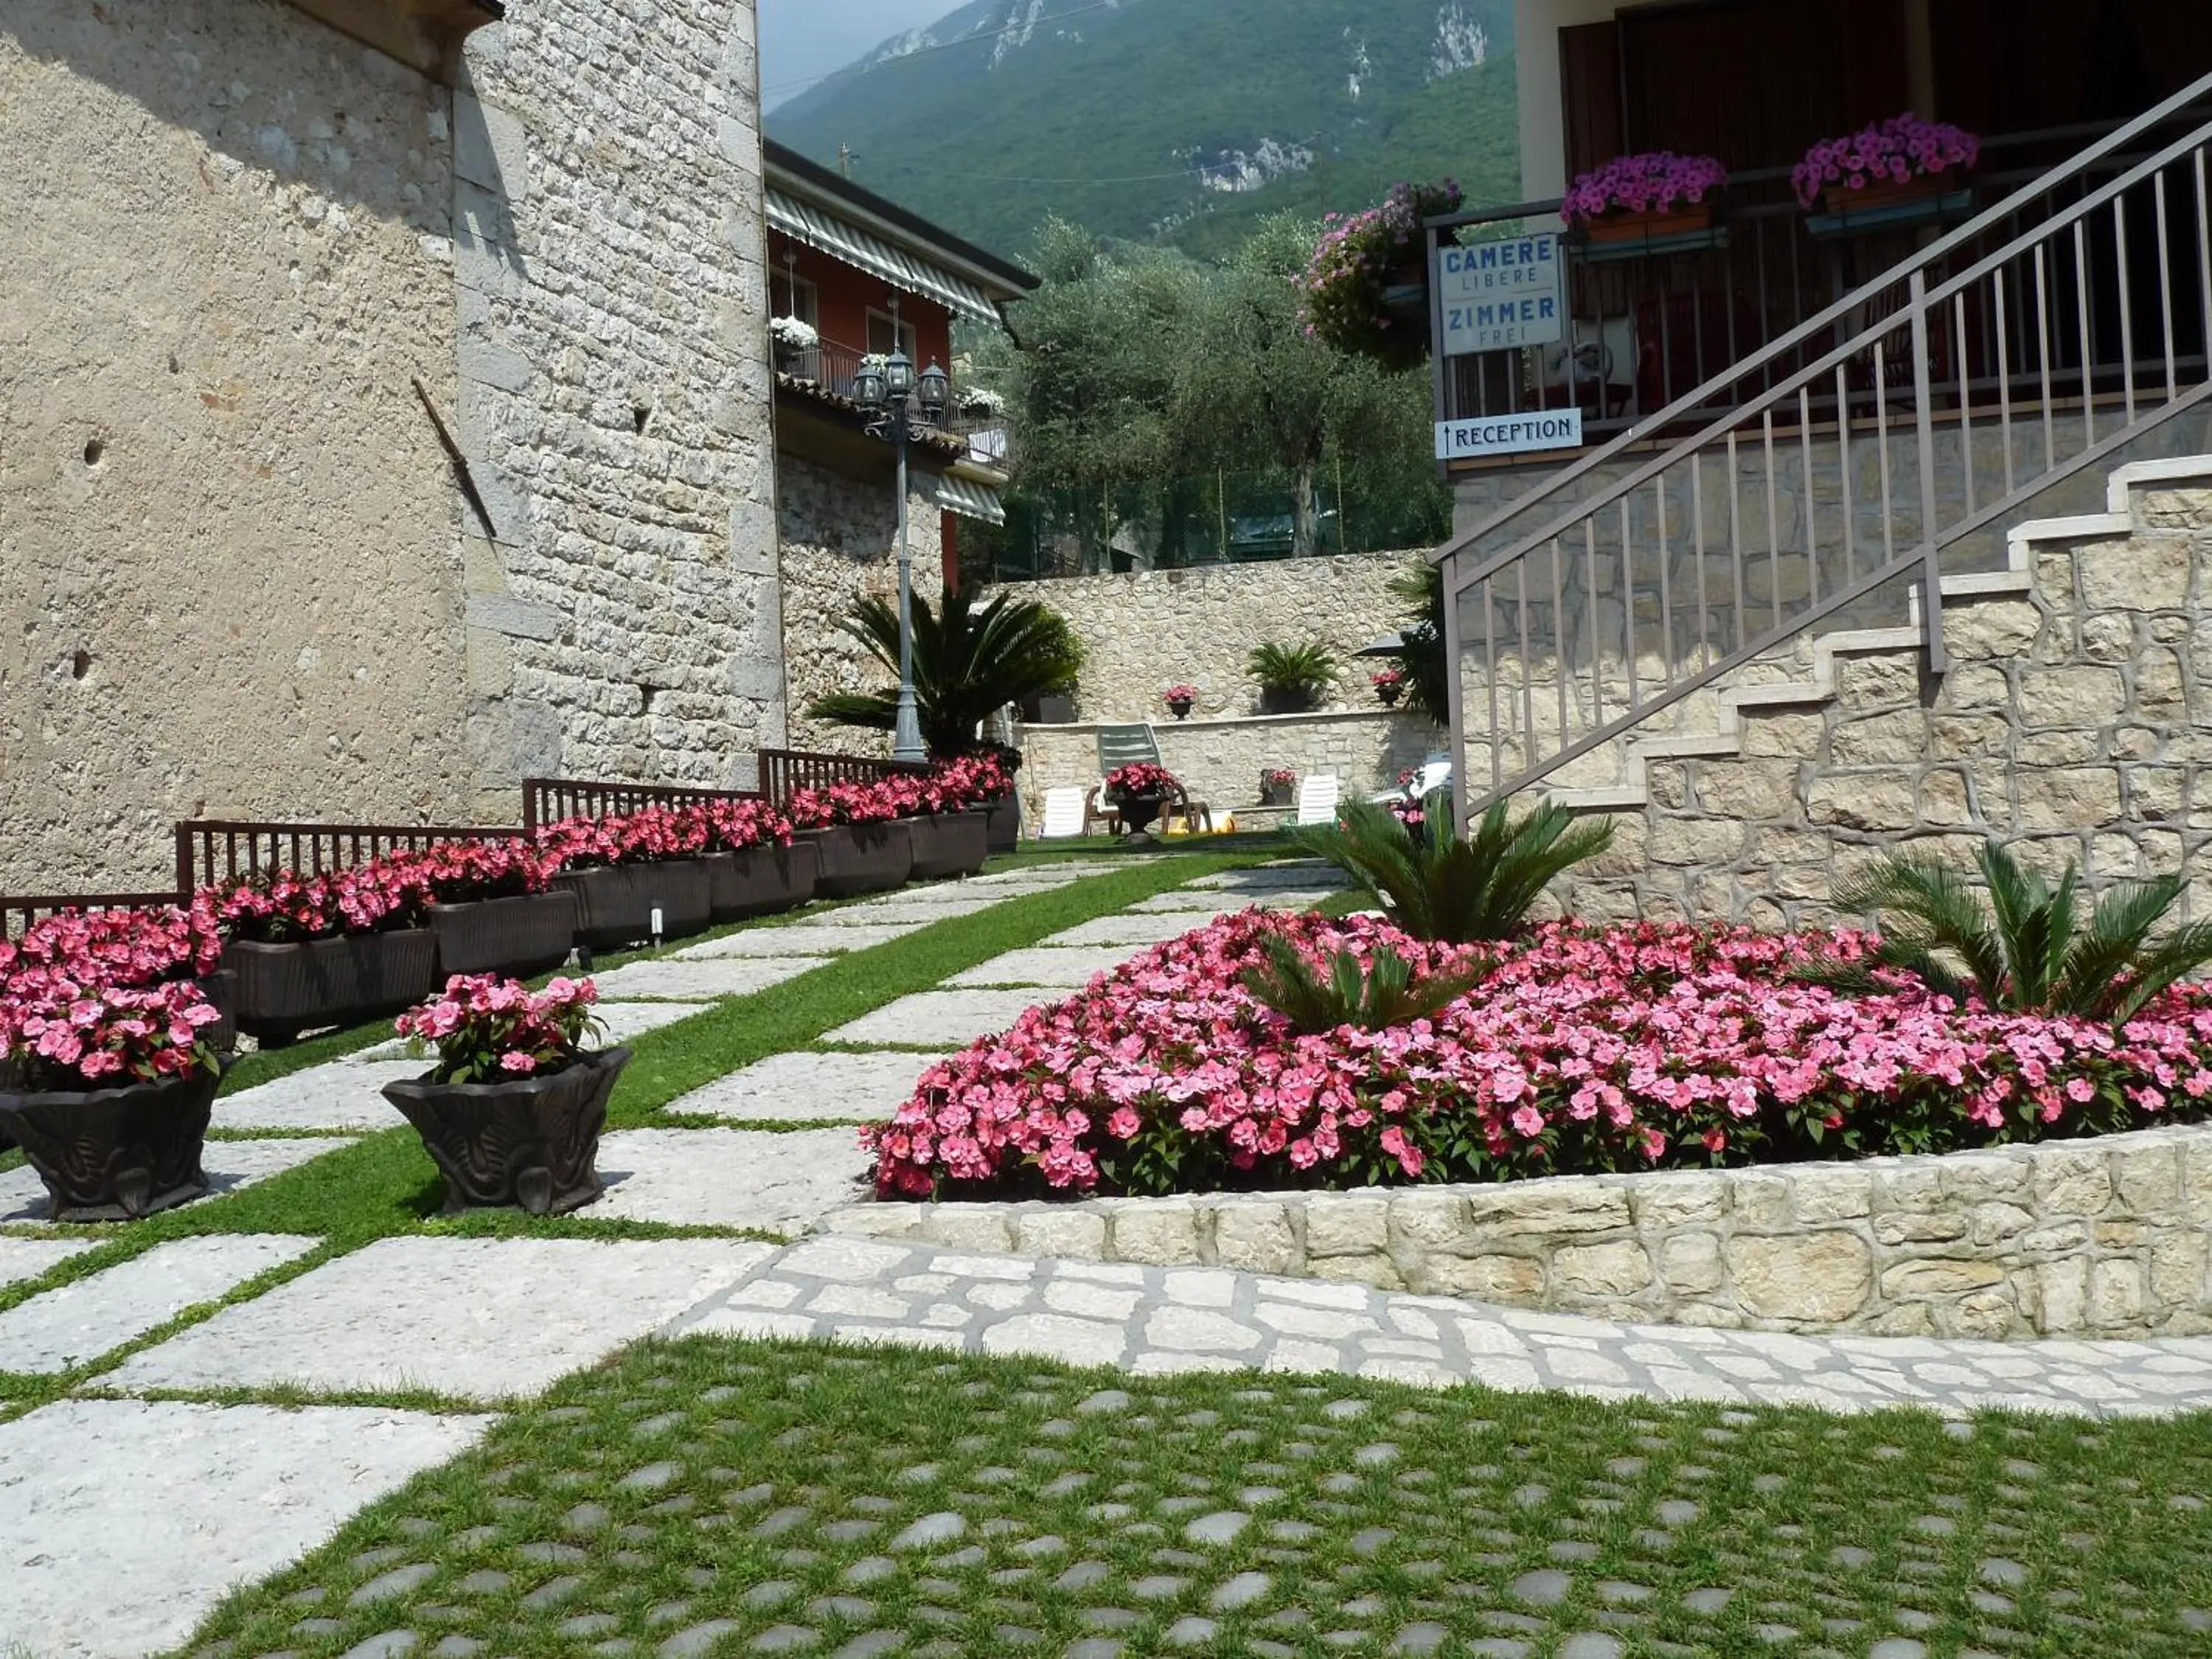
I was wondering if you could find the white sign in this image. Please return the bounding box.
[1434,409,1585,461]
[1435,234,1565,355]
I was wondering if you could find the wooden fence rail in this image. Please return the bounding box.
[519,777,762,833]
[172,820,524,895]
[0,891,188,941]
[755,747,929,807]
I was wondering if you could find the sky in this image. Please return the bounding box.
[759,0,965,110]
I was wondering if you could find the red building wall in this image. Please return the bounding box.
[767,231,953,370]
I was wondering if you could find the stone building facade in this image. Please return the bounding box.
[0,0,782,893]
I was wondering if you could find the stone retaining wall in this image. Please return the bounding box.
[823,1122,2212,1340]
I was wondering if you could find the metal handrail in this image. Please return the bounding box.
[1434,69,2212,576]
[1435,73,2212,820]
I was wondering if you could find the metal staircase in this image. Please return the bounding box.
[1433,72,2212,821]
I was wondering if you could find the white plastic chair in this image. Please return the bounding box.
[1294,773,1342,826]
[1039,787,1089,838]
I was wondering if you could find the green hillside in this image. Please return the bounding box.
[771,0,1521,262]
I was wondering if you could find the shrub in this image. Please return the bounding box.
[866,911,2212,1200]
[1297,792,1613,942]
[1804,839,2212,1024]
[1246,641,1338,703]
[393,973,604,1085]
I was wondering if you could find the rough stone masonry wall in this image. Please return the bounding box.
[825,1121,2212,1340]
[0,0,470,890]
[776,453,945,758]
[1545,481,2212,929]
[1001,551,1419,723]
[453,0,782,805]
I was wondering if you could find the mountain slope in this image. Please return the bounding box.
[770,0,1520,262]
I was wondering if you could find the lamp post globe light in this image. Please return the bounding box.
[852,344,951,765]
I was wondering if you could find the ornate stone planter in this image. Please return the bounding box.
[1116,793,1166,835]
[983,795,1020,855]
[429,890,580,978]
[555,860,713,951]
[907,811,990,880]
[803,821,914,897]
[704,841,820,921]
[381,1046,630,1216]
[224,930,438,1043]
[0,1065,222,1221]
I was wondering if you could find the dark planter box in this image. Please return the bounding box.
[908,811,990,880]
[382,1046,630,1216]
[1259,686,1320,715]
[983,795,1020,854]
[430,890,580,978]
[197,968,239,1055]
[0,1065,222,1221]
[802,821,914,897]
[555,860,713,951]
[704,841,820,922]
[224,930,438,1043]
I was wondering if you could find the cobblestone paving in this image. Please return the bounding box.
[169,1340,2212,1659]
[672,1237,2212,1420]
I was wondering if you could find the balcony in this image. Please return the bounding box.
[773,335,1013,474]
[1430,111,2212,463]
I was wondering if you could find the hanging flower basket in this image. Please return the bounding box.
[1298,178,1464,369]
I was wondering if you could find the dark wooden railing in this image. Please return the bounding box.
[520,777,763,832]
[757,747,930,808]
[173,820,524,894]
[1,890,188,941]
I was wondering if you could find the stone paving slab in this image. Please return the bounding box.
[672,921,922,959]
[217,1059,425,1131]
[594,1127,874,1234]
[584,956,829,1001]
[808,898,998,927]
[0,1137,354,1228]
[0,1398,494,1659]
[945,944,1138,990]
[103,1237,775,1402]
[0,1234,319,1375]
[820,987,1052,1048]
[665,1048,947,1124]
[1124,891,1243,914]
[675,1235,2212,1418]
[1191,860,1338,888]
[0,1237,97,1290]
[1040,911,1219,949]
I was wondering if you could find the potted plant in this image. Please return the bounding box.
[975,744,1024,853]
[539,807,715,953]
[1371,667,1407,708]
[888,762,995,881]
[1794,114,1979,216]
[1259,767,1298,807]
[1564,151,1727,243]
[699,796,816,921]
[768,315,819,377]
[1298,178,1464,369]
[215,866,439,1043]
[409,839,579,979]
[382,974,625,1216]
[1247,640,1338,715]
[0,975,227,1220]
[1105,762,1180,838]
[1164,684,1197,721]
[789,781,916,897]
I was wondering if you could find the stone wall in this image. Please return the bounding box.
[824,1121,2212,1339]
[997,551,1421,723]
[0,0,780,892]
[776,453,945,758]
[453,0,782,804]
[1542,477,2212,928]
[1,0,469,890]
[1018,712,1441,825]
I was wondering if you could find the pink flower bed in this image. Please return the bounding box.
[868,911,2212,1199]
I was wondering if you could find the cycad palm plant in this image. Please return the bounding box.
[807,586,1085,758]
[1239,933,1484,1035]
[1295,791,1615,943]
[1806,839,2212,1023]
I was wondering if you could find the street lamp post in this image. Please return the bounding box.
[852,347,950,765]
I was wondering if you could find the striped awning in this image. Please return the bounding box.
[765,189,1004,324]
[933,472,1006,526]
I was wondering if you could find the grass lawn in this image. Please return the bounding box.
[0,850,1269,1414]
[174,1337,2212,1659]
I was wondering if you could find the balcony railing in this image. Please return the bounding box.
[1430,113,2212,450]
[773,335,1014,469]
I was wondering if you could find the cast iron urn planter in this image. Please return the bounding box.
[1116,792,1166,836]
[382,1046,630,1216]
[0,1065,223,1222]
[1166,697,1194,721]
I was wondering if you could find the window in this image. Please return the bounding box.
[866,307,918,362]
[779,273,818,327]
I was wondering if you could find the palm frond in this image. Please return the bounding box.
[1239,935,1481,1035]
[2108,917,2212,1023]
[2062,874,2185,1018]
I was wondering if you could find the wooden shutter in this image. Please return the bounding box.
[1559,21,1624,184]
